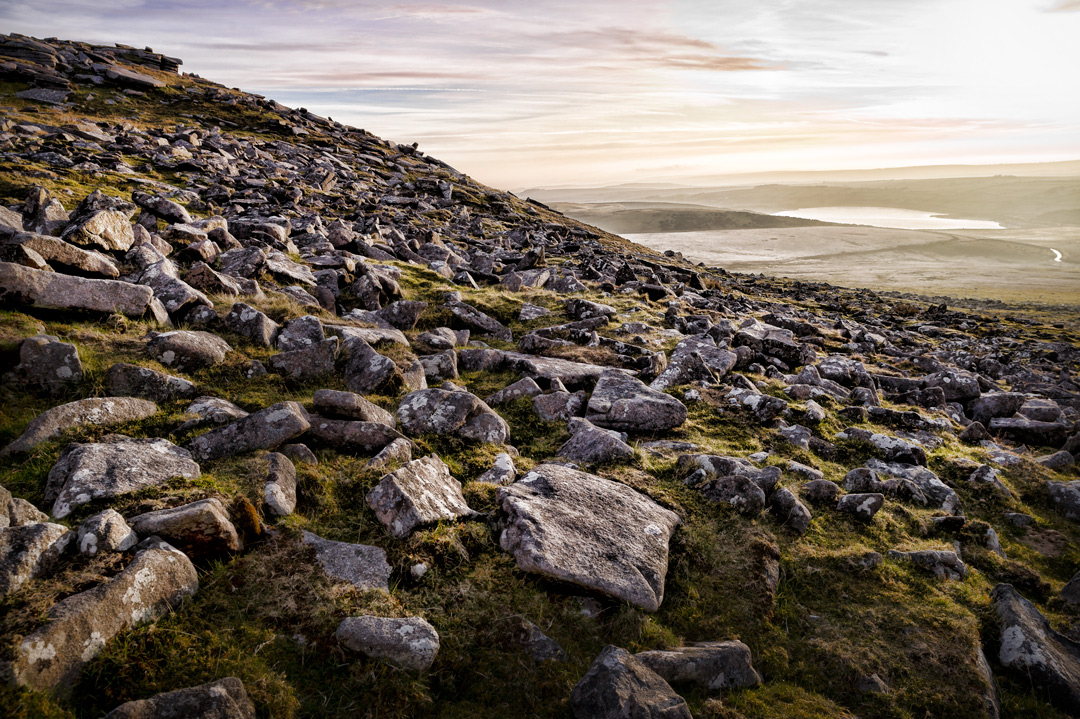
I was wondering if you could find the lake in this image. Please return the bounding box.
[772,206,1004,230]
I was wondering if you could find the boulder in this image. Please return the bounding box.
[302,531,391,591]
[0,522,72,596]
[445,299,511,341]
[147,331,232,372]
[10,335,83,396]
[365,437,413,471]
[186,401,310,461]
[991,583,1080,713]
[801,479,841,505]
[533,390,587,422]
[989,416,1071,448]
[268,338,339,381]
[131,191,192,225]
[367,455,474,538]
[586,369,687,433]
[635,640,762,691]
[476,452,516,485]
[557,418,635,465]
[106,362,197,402]
[516,618,568,662]
[768,487,812,534]
[570,645,691,719]
[342,336,405,395]
[497,464,680,611]
[263,452,297,517]
[61,209,135,252]
[836,493,885,522]
[484,377,543,406]
[700,475,767,516]
[336,615,440,671]
[305,417,405,454]
[313,389,395,426]
[1047,480,1080,523]
[102,677,255,719]
[397,388,510,444]
[969,392,1026,426]
[223,302,280,347]
[418,349,458,382]
[9,233,120,278]
[650,336,737,391]
[9,539,197,691]
[733,319,816,368]
[887,549,967,580]
[866,459,963,515]
[46,437,200,518]
[375,300,428,330]
[77,509,137,556]
[275,315,325,352]
[0,487,48,528]
[836,427,927,466]
[129,498,240,555]
[0,262,160,319]
[2,397,158,457]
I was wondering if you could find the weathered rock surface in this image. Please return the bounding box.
[186,401,310,461]
[570,645,691,719]
[262,452,297,517]
[991,583,1080,713]
[46,437,200,518]
[586,369,687,433]
[302,531,391,591]
[836,493,885,522]
[106,362,197,401]
[128,498,241,555]
[476,452,516,485]
[635,640,762,691]
[102,677,255,719]
[9,539,197,691]
[77,509,138,556]
[0,522,71,596]
[557,418,635,465]
[497,464,680,611]
[336,615,440,671]
[2,397,158,458]
[9,334,83,396]
[397,388,510,444]
[0,262,159,318]
[888,549,968,580]
[367,455,474,538]
[313,389,395,426]
[147,331,232,372]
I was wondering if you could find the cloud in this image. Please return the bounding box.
[1048,0,1080,10]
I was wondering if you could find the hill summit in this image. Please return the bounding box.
[1,33,1079,719]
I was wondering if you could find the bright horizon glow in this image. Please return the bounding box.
[2,0,1078,189]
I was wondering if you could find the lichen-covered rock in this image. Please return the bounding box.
[313,389,395,426]
[106,362,197,402]
[186,401,310,461]
[224,302,280,347]
[445,299,511,341]
[497,464,680,612]
[0,262,160,319]
[888,549,967,580]
[10,335,83,396]
[418,349,458,382]
[128,498,241,555]
[268,338,339,380]
[102,677,255,719]
[0,522,72,596]
[77,509,137,556]
[342,336,406,394]
[147,330,232,372]
[650,336,737,390]
[533,390,587,422]
[9,539,197,691]
[2,397,159,458]
[60,209,135,252]
[367,455,474,538]
[476,452,516,485]
[46,437,200,518]
[836,493,885,522]
[263,452,297,517]
[305,417,406,454]
[700,475,767,517]
[485,377,543,406]
[635,640,762,691]
[336,615,440,671]
[557,418,635,465]
[571,645,691,719]
[991,583,1080,713]
[586,369,687,433]
[365,437,413,471]
[768,487,812,534]
[302,531,391,591]
[836,427,927,466]
[397,388,510,444]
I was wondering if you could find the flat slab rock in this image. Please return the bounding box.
[186,401,311,461]
[992,583,1080,713]
[0,261,159,319]
[9,539,197,691]
[0,522,72,596]
[367,455,474,538]
[397,388,509,444]
[586,369,687,433]
[497,463,680,612]
[302,531,391,591]
[103,677,255,719]
[635,640,762,691]
[336,615,440,671]
[128,498,240,555]
[2,396,158,457]
[571,645,691,719]
[46,437,200,518]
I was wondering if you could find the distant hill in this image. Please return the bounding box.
[548,201,832,234]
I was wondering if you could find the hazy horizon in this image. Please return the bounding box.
[2,1,1079,190]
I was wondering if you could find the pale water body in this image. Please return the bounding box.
[772,206,1004,230]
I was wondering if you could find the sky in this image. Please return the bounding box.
[2,0,1079,189]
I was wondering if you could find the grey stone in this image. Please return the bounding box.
[224,302,279,347]
[147,331,232,372]
[186,401,311,461]
[497,464,680,612]
[2,397,158,458]
[802,479,841,505]
[263,452,297,517]
[61,209,135,252]
[305,417,405,454]
[836,493,885,522]
[128,498,241,555]
[557,418,635,465]
[302,531,391,591]
[887,549,968,580]
[131,191,192,225]
[476,452,516,485]
[700,475,767,516]
[533,390,586,422]
[769,487,812,534]
[11,335,83,396]
[77,509,137,556]
[650,336,737,391]
[342,336,405,395]
[418,349,458,382]
[313,389,395,427]
[586,369,687,433]
[9,539,197,691]
[571,645,691,719]
[517,619,568,662]
[635,640,762,691]
[991,583,1080,713]
[102,677,255,719]
[1047,480,1080,523]
[268,338,339,380]
[1037,451,1076,470]
[46,437,200,518]
[367,455,474,538]
[0,522,71,596]
[106,362,197,402]
[336,615,440,671]
[11,233,119,278]
[446,299,511,341]
[836,427,927,466]
[365,437,413,471]
[398,388,510,444]
[275,315,324,352]
[485,377,543,406]
[866,459,963,515]
[0,262,158,319]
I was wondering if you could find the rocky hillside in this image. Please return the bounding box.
[1,33,1079,719]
